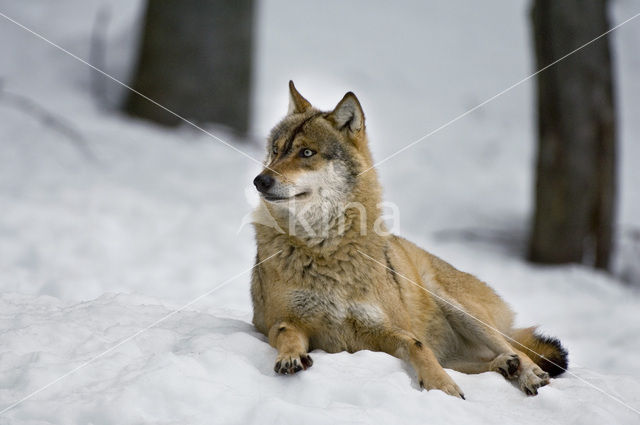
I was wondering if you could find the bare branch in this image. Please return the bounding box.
[0,83,98,162]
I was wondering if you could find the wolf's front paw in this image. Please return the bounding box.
[420,374,465,399]
[519,365,550,395]
[491,353,520,379]
[274,352,313,375]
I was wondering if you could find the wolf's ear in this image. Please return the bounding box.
[288,80,311,114]
[327,92,364,135]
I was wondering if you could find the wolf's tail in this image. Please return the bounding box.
[510,327,568,377]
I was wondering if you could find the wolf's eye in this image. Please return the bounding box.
[300,148,315,158]
[272,145,278,155]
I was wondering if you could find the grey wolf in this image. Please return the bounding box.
[250,81,568,398]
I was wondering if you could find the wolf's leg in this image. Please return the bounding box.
[269,321,313,374]
[458,323,522,379]
[443,360,491,374]
[437,298,514,353]
[434,296,522,379]
[447,347,549,394]
[445,354,520,379]
[386,330,465,399]
[511,348,550,395]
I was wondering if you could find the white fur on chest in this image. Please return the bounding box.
[288,289,385,327]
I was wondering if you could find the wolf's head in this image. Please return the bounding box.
[253,81,380,238]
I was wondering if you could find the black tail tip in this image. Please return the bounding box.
[536,333,569,377]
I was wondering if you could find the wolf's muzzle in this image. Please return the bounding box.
[253,174,275,193]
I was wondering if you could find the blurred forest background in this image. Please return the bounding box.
[1,0,639,300]
[124,0,621,272]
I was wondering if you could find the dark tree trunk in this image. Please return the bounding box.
[529,0,616,269]
[124,0,254,134]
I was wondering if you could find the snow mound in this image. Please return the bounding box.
[1,293,638,425]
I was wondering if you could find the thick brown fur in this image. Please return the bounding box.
[250,81,568,398]
[510,327,569,377]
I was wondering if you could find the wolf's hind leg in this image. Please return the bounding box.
[453,323,522,380]
[511,348,550,395]
[445,353,519,379]
[443,359,491,374]
[269,321,313,375]
[431,293,513,352]
[490,353,521,379]
[435,297,524,380]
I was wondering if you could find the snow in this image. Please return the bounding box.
[1,289,639,425]
[1,0,640,424]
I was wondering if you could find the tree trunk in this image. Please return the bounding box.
[124,0,254,134]
[529,0,616,269]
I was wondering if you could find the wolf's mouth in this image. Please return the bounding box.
[262,191,309,203]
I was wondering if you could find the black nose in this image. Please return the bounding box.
[253,174,275,193]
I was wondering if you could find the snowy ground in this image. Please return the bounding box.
[1,0,640,424]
